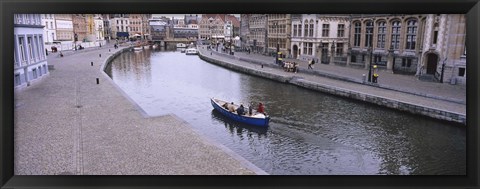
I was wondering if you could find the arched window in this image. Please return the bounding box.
[304,20,308,37]
[405,19,417,50]
[391,20,401,49]
[353,22,361,47]
[365,21,373,47]
[377,21,386,48]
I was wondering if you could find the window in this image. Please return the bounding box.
[322,24,329,37]
[43,65,47,74]
[27,37,34,61]
[458,68,465,77]
[298,24,302,37]
[336,43,343,56]
[304,21,308,37]
[303,43,308,55]
[338,24,345,37]
[307,42,313,55]
[402,58,412,67]
[432,23,439,44]
[365,21,373,47]
[38,66,42,76]
[377,21,386,48]
[33,68,37,79]
[391,21,401,49]
[293,25,297,36]
[45,21,48,28]
[351,55,357,62]
[405,19,417,50]
[354,22,361,47]
[50,22,53,29]
[15,74,21,86]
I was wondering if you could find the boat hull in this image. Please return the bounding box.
[211,98,269,127]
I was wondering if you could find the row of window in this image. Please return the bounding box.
[15,14,42,26]
[14,34,46,68]
[353,20,418,50]
[292,23,345,38]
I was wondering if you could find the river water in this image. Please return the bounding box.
[105,48,466,175]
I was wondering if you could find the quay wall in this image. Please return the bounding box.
[198,51,466,125]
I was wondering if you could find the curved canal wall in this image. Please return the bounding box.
[198,51,466,125]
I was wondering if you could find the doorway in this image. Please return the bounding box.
[426,53,438,74]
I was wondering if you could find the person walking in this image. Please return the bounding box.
[308,59,313,69]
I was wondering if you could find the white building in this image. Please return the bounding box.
[14,14,49,89]
[94,14,104,41]
[41,14,56,43]
[290,14,350,62]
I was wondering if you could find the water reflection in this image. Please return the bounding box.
[106,49,466,175]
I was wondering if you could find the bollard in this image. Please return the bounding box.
[362,74,366,83]
[261,65,264,68]
[109,49,111,52]
[99,54,101,57]
[96,78,99,84]
[91,62,93,66]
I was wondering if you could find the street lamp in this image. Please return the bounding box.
[74,33,78,51]
[367,18,375,82]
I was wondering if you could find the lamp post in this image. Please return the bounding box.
[74,33,78,51]
[367,18,375,82]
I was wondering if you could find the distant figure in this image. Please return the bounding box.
[60,51,63,57]
[227,102,236,112]
[248,105,253,116]
[293,62,298,73]
[308,59,313,69]
[257,103,265,114]
[237,105,245,115]
[45,48,48,56]
[222,102,229,109]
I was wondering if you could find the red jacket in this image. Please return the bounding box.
[257,104,265,113]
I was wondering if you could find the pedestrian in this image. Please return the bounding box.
[45,48,48,56]
[60,51,63,57]
[228,102,236,112]
[308,59,313,69]
[293,62,298,73]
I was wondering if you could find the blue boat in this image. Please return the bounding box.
[211,98,270,127]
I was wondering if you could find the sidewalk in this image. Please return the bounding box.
[198,46,466,121]
[209,45,465,104]
[14,45,265,175]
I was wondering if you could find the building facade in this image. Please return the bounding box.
[240,14,250,50]
[54,14,73,41]
[14,14,49,89]
[41,14,56,43]
[267,14,292,57]
[420,14,466,84]
[248,14,267,53]
[199,14,226,43]
[72,14,87,42]
[93,14,105,41]
[290,14,350,62]
[109,14,130,39]
[129,14,143,39]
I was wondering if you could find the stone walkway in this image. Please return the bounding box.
[199,46,466,118]
[14,43,266,175]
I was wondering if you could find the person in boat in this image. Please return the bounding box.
[237,104,245,115]
[222,102,229,109]
[227,102,236,112]
[257,103,265,114]
[248,105,253,116]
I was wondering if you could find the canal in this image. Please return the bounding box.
[105,48,466,175]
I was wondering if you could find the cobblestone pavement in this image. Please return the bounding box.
[198,46,466,116]
[14,43,265,175]
[210,45,466,104]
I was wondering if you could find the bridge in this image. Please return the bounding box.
[151,38,197,46]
